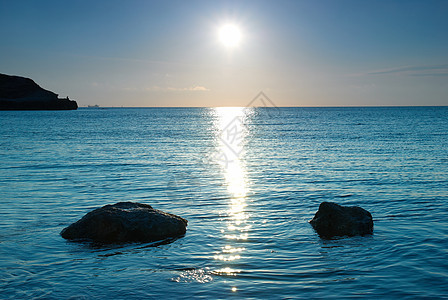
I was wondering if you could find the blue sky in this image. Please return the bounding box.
[1,0,447,107]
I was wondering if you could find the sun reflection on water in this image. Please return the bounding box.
[212,107,251,279]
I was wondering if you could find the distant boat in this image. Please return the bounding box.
[87,104,99,108]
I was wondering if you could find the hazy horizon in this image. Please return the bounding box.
[1,0,447,107]
[79,104,448,108]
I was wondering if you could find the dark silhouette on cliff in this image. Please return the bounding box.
[0,73,77,110]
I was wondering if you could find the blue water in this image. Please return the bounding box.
[1,107,447,299]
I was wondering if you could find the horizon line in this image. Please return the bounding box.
[79,105,448,109]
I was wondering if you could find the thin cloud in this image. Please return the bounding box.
[91,83,210,92]
[145,85,210,92]
[353,64,448,77]
[187,86,209,91]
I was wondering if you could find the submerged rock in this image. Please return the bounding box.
[0,73,77,110]
[61,202,187,243]
[309,202,373,238]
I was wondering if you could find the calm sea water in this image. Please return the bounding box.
[1,107,447,299]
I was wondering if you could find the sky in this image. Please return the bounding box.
[1,0,447,107]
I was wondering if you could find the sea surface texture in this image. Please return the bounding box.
[1,107,447,299]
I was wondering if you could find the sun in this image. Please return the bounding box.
[219,24,242,48]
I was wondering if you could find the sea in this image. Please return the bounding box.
[1,106,447,299]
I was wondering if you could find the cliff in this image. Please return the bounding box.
[0,73,78,110]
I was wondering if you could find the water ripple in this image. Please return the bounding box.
[1,107,447,298]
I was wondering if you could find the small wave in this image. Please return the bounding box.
[336,194,353,198]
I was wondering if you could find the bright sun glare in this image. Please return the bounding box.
[219,24,242,48]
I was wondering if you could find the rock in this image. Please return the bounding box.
[0,73,77,110]
[309,202,373,238]
[61,202,187,243]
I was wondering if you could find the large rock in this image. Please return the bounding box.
[309,202,373,238]
[0,73,77,110]
[61,202,187,243]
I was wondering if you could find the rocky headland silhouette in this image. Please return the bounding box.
[0,73,77,110]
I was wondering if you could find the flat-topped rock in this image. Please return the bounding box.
[0,73,77,110]
[310,202,373,238]
[61,202,187,243]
